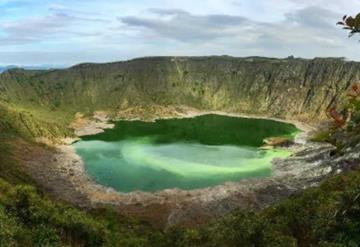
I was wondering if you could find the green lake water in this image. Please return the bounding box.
[73,114,298,192]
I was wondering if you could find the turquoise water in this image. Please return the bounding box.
[73,114,298,192]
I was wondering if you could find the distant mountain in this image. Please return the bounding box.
[0,65,67,73]
[0,66,18,72]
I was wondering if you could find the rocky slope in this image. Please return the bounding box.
[1,56,360,227]
[0,56,359,138]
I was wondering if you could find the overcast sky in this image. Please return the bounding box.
[0,0,360,65]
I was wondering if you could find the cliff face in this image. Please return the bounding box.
[0,56,359,136]
[1,56,359,227]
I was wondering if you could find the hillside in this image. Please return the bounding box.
[1,56,358,139]
[1,56,360,246]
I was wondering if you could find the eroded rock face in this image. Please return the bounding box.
[0,56,357,126]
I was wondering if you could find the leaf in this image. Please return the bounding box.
[355,13,360,28]
[337,21,345,25]
[346,16,355,27]
[343,15,347,21]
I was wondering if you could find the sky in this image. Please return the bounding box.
[0,0,360,66]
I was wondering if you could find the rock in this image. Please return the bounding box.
[263,137,294,147]
[0,57,355,130]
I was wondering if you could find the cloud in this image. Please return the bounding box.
[0,13,71,45]
[48,3,109,22]
[119,8,248,41]
[112,5,360,62]
[118,6,344,50]
[0,0,360,65]
[285,6,339,28]
[260,6,340,42]
[0,9,108,45]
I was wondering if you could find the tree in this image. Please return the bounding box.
[327,15,360,129]
[337,14,360,37]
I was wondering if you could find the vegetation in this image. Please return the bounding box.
[1,164,360,246]
[1,56,357,136]
[337,14,360,37]
[0,178,157,247]
[157,170,360,246]
[326,83,360,129]
[314,14,360,149]
[0,101,73,141]
[1,12,360,247]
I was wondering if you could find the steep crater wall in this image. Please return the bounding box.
[0,56,359,137]
[1,56,360,226]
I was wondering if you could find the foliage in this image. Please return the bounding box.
[337,14,360,37]
[329,15,360,131]
[0,133,34,184]
[0,102,73,141]
[326,82,360,130]
[0,178,156,246]
[310,130,332,143]
[149,171,360,247]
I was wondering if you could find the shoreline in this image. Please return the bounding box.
[164,110,315,144]
[28,109,331,226]
[57,109,316,198]
[163,110,315,133]
[72,108,316,140]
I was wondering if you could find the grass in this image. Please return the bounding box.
[0,102,74,141]
[310,130,332,143]
[0,133,34,184]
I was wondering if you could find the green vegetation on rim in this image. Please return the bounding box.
[1,165,360,246]
[1,56,360,246]
[1,56,358,138]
